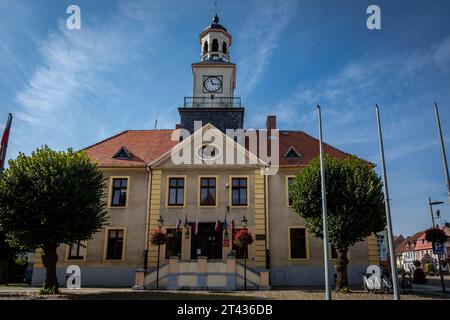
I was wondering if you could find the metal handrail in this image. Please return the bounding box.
[183,97,241,108]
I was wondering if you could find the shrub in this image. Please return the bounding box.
[9,258,28,282]
[39,286,60,295]
[340,287,352,294]
[413,260,422,268]
[412,268,427,284]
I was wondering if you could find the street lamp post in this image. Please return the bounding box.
[434,103,450,203]
[428,198,446,293]
[156,215,164,290]
[242,215,248,291]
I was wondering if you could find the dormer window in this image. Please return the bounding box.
[282,146,302,159]
[113,146,132,160]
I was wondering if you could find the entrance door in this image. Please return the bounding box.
[191,223,222,259]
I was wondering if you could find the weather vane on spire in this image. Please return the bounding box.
[212,0,221,15]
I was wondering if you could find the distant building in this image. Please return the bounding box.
[396,232,423,272]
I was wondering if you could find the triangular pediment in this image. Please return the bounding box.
[149,123,267,168]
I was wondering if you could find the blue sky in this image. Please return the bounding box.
[1,0,450,236]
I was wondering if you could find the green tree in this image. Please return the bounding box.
[289,156,386,291]
[424,227,448,244]
[0,146,108,290]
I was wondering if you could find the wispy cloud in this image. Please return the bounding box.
[8,0,179,156]
[236,0,297,96]
[255,35,450,235]
[253,35,450,135]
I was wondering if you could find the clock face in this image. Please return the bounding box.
[203,76,222,93]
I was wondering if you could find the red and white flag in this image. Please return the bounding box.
[192,221,199,235]
[214,219,221,232]
[0,113,12,174]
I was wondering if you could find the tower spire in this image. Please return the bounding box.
[214,0,220,15]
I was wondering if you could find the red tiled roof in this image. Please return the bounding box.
[83,128,359,168]
[83,130,177,167]
[396,231,425,253]
[277,131,356,166]
[415,233,433,250]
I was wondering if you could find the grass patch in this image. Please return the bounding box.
[0,283,30,287]
[39,287,60,295]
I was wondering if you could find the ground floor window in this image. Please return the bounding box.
[166,228,182,258]
[106,229,125,260]
[289,227,308,259]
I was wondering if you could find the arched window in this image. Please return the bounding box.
[203,41,208,55]
[222,42,227,54]
[212,39,219,52]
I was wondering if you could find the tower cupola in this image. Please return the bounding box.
[200,14,232,62]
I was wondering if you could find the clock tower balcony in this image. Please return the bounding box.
[183,96,241,108]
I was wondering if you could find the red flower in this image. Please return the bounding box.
[150,229,168,245]
[234,229,254,247]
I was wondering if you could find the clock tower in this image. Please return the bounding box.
[179,14,244,134]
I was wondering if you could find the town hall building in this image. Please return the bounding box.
[31,14,379,289]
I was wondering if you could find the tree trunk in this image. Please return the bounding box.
[42,243,59,290]
[335,248,349,292]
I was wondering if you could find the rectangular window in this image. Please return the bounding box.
[111,178,128,207]
[106,229,125,260]
[167,177,185,206]
[231,177,248,206]
[200,177,217,206]
[289,228,307,259]
[232,229,248,259]
[68,240,86,260]
[165,228,182,258]
[287,177,294,206]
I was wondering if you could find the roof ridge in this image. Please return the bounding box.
[294,130,357,158]
[81,130,130,151]
[81,129,175,151]
[127,129,174,132]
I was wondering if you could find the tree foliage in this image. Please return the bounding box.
[290,156,386,250]
[0,146,108,289]
[289,155,386,290]
[425,227,448,244]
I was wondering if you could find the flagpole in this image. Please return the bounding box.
[317,105,332,300]
[375,105,400,300]
[0,113,13,177]
[434,102,450,203]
